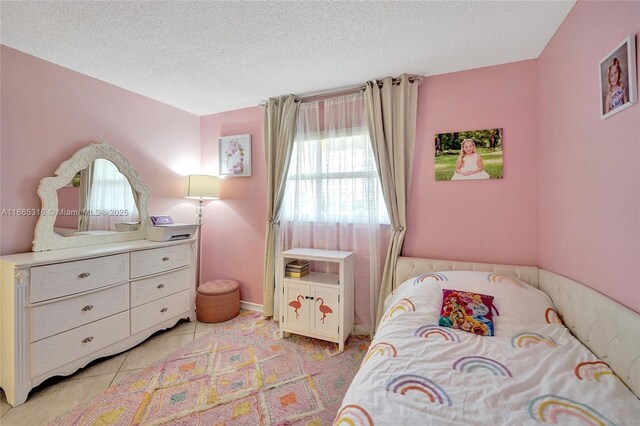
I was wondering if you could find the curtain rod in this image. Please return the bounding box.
[295,83,366,100]
[259,75,422,107]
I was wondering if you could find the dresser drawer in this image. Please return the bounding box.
[30,254,129,303]
[31,311,129,378]
[131,267,190,307]
[131,290,190,335]
[31,283,129,342]
[130,244,190,278]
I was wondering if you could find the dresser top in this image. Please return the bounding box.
[1,238,196,268]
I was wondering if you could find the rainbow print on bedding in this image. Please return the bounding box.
[334,270,640,424]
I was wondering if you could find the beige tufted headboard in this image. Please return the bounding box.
[538,269,640,398]
[395,256,640,398]
[395,256,540,288]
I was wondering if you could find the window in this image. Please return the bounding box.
[283,131,388,224]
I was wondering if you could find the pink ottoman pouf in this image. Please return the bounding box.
[196,279,240,323]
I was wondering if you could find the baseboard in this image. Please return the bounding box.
[240,300,263,312]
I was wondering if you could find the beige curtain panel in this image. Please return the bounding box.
[364,74,420,328]
[78,162,94,232]
[262,95,300,317]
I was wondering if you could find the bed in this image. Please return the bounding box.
[335,257,640,425]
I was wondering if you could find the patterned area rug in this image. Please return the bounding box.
[50,311,370,425]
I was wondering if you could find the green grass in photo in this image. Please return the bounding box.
[435,148,503,181]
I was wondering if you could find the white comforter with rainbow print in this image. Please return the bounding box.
[335,271,640,425]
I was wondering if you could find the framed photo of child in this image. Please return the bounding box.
[434,128,503,181]
[599,35,637,120]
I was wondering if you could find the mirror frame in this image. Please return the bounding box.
[32,142,150,251]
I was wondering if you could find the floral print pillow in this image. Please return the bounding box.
[438,288,495,336]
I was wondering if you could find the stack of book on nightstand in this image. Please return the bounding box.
[286,260,310,278]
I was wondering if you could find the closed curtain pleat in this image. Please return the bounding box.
[364,75,419,328]
[130,183,140,219]
[77,161,94,232]
[262,95,300,318]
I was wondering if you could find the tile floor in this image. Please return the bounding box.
[0,318,231,425]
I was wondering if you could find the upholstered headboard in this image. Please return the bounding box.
[395,256,640,398]
[395,256,540,288]
[538,269,640,398]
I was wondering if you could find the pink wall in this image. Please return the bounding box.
[404,60,539,265]
[199,107,266,305]
[537,1,640,312]
[0,46,202,255]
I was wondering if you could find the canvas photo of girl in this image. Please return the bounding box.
[434,128,503,181]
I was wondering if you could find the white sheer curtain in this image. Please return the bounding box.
[87,159,139,231]
[277,92,390,334]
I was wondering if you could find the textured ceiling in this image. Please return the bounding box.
[1,1,574,116]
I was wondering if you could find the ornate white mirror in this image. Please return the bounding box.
[32,142,150,251]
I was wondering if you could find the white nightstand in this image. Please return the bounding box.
[279,248,354,351]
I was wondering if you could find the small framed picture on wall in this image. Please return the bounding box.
[219,134,251,177]
[599,34,637,119]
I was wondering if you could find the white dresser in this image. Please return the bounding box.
[0,238,196,406]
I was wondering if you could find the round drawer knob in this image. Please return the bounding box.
[78,272,91,279]
[157,284,165,289]
[162,257,170,262]
[81,305,94,312]
[82,337,94,343]
[160,307,168,313]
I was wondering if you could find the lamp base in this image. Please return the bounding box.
[196,199,204,225]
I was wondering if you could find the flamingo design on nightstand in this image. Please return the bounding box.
[317,297,333,324]
[289,295,304,319]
